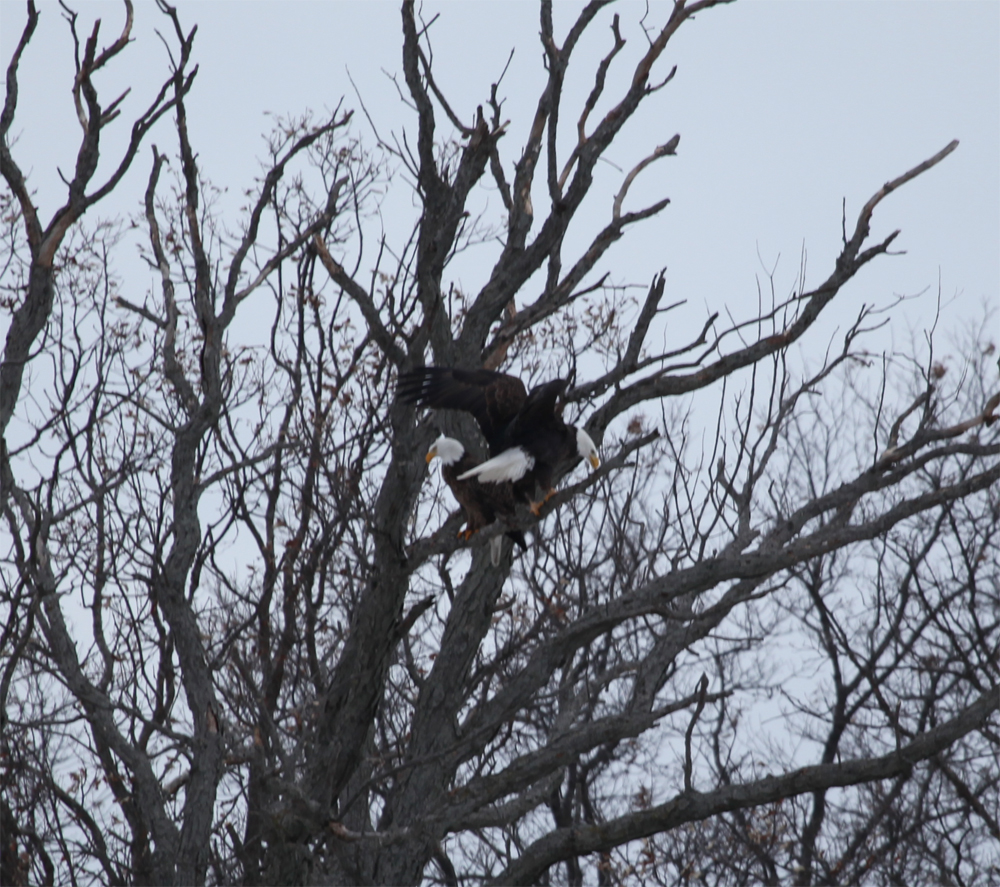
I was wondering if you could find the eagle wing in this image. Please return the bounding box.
[398,367,527,453]
[506,378,568,443]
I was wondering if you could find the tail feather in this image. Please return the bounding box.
[506,529,527,552]
[490,536,502,567]
[457,447,534,483]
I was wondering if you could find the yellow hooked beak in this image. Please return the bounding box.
[426,447,437,463]
[588,453,600,470]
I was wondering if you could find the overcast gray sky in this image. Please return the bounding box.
[2,0,997,784]
[2,0,998,361]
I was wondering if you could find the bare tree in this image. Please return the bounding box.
[2,1,998,885]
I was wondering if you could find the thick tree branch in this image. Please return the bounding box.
[492,684,1000,885]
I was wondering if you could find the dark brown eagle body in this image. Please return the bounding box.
[442,453,527,551]
[426,435,527,564]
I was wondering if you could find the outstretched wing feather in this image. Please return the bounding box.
[397,367,527,449]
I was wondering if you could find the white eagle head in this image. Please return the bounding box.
[427,434,465,466]
[576,427,600,470]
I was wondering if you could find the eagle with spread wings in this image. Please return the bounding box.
[398,366,600,515]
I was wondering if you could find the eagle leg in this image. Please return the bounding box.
[457,528,477,541]
[529,488,556,516]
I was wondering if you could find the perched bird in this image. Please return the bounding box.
[399,366,600,514]
[456,424,599,513]
[426,434,527,566]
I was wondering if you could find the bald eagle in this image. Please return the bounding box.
[426,434,528,566]
[399,367,600,513]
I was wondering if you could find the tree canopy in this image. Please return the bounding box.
[2,1,998,885]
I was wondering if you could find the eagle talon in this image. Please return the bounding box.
[530,489,556,516]
[458,528,476,541]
